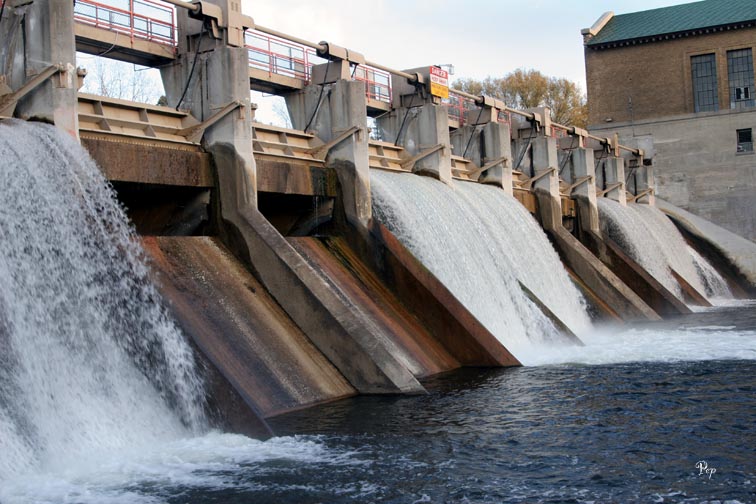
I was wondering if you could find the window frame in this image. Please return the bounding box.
[727,48,755,110]
[691,53,719,113]
[736,128,753,154]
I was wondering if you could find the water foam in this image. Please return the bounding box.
[0,433,349,504]
[0,121,207,481]
[371,171,591,356]
[517,323,756,366]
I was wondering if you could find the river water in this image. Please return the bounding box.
[2,303,753,504]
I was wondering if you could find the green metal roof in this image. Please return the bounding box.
[588,0,756,46]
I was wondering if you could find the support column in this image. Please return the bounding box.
[285,55,370,228]
[635,163,655,205]
[531,134,562,231]
[450,98,513,193]
[604,157,626,205]
[377,67,452,184]
[0,0,78,137]
[571,147,600,234]
[161,1,256,207]
[623,136,656,206]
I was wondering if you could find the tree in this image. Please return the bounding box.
[453,69,587,128]
[78,55,165,105]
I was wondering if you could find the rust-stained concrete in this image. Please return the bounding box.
[290,237,464,378]
[143,236,357,419]
[671,269,712,307]
[256,157,338,197]
[338,221,522,368]
[211,143,425,395]
[548,227,660,321]
[82,134,213,187]
[581,230,690,317]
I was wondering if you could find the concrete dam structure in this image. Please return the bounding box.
[1,0,755,453]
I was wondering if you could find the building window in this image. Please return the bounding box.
[727,49,755,110]
[691,53,719,112]
[737,128,753,153]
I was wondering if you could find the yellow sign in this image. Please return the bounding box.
[429,66,449,99]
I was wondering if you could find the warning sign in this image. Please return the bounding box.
[429,66,449,99]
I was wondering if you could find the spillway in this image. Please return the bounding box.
[597,198,732,305]
[0,120,207,481]
[371,170,591,360]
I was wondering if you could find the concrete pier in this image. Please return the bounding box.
[450,98,513,192]
[377,68,452,183]
[3,0,755,439]
[571,147,600,234]
[0,0,78,137]
[160,1,256,207]
[286,57,371,228]
[601,157,627,204]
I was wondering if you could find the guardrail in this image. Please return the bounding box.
[354,65,392,104]
[246,30,391,105]
[59,0,643,155]
[74,0,176,47]
[246,30,319,81]
[446,91,476,125]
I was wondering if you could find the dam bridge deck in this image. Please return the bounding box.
[68,0,495,122]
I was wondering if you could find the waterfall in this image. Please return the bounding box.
[597,198,732,304]
[0,121,207,481]
[371,171,591,358]
[688,245,732,300]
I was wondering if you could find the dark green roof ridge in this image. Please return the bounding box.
[587,0,756,46]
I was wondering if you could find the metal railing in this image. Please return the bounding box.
[246,30,391,105]
[446,91,476,125]
[62,0,645,156]
[74,0,176,47]
[354,65,392,104]
[551,123,570,138]
[246,30,319,81]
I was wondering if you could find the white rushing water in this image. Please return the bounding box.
[0,120,208,481]
[371,171,592,357]
[687,245,733,301]
[597,198,732,305]
[0,120,345,504]
[518,310,756,366]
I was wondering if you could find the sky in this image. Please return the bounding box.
[242,0,691,123]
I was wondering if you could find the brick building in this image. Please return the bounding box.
[582,0,756,241]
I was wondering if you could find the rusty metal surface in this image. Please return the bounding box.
[289,237,461,378]
[82,134,213,187]
[513,188,537,214]
[365,222,521,368]
[564,266,624,323]
[143,236,356,418]
[256,157,337,197]
[584,231,691,317]
[670,269,712,307]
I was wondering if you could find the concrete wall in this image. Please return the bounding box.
[591,109,756,241]
[585,28,756,125]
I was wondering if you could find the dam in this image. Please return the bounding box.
[0,1,755,502]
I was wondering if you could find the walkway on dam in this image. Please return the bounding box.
[70,0,488,122]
